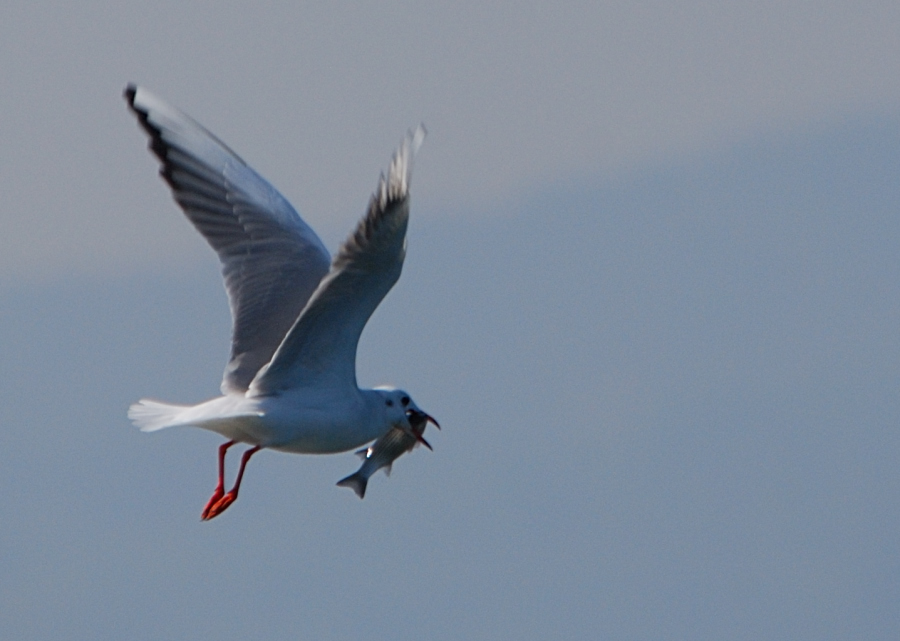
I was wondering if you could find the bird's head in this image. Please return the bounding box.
[373,386,440,449]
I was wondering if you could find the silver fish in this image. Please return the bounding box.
[337,409,439,498]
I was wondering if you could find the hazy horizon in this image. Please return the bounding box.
[2,2,899,639]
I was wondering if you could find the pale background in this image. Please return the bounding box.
[1,2,899,639]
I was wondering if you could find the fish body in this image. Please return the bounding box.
[336,411,435,498]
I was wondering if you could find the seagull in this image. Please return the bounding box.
[124,85,438,520]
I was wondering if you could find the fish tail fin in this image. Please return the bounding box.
[336,472,368,499]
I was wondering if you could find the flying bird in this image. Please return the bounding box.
[124,85,437,520]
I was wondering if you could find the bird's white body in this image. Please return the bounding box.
[123,85,433,516]
[130,387,407,454]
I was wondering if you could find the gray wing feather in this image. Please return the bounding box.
[125,85,332,393]
[249,125,426,394]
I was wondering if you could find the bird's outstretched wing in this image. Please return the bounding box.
[125,85,332,393]
[249,125,426,395]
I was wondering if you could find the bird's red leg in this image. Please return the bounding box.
[202,445,261,521]
[201,440,235,520]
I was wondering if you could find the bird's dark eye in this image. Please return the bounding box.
[401,396,410,407]
[385,399,394,407]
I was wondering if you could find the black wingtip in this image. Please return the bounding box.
[121,84,181,191]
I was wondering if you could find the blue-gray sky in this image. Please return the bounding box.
[1,3,899,640]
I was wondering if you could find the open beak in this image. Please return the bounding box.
[407,408,440,430]
[406,408,440,451]
[408,408,440,430]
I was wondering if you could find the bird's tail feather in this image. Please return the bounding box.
[128,399,190,432]
[336,472,368,499]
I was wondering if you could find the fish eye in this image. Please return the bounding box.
[401,396,410,407]
[385,399,394,407]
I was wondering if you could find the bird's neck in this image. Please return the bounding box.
[357,388,394,442]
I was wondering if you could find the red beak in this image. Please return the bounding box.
[407,408,439,429]
[407,409,440,451]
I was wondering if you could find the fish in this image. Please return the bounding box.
[336,409,439,498]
